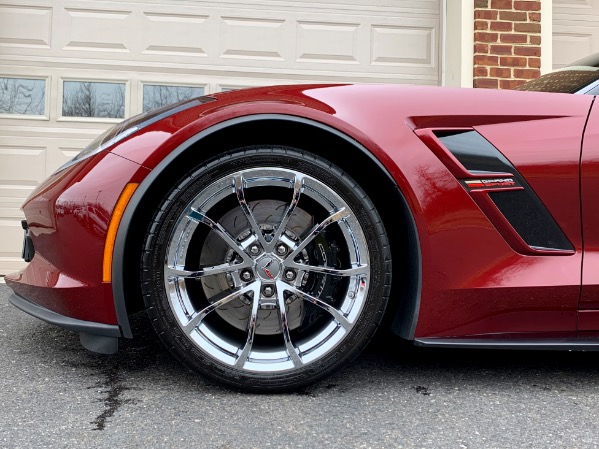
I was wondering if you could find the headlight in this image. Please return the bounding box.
[54,96,216,174]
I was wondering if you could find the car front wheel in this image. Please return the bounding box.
[142,146,391,391]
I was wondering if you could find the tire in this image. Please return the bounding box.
[141,146,391,392]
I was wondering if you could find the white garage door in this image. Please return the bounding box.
[0,0,440,275]
[554,0,599,68]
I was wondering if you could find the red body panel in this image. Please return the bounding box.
[5,84,595,339]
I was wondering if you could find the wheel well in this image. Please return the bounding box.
[120,118,420,338]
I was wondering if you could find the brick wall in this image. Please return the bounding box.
[473,0,541,89]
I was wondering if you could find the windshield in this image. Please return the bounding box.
[516,54,599,94]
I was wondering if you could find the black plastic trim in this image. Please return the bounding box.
[79,332,118,354]
[112,113,423,340]
[9,292,121,338]
[391,187,422,340]
[415,337,599,351]
[20,220,34,262]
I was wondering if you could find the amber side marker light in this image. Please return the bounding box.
[103,182,139,283]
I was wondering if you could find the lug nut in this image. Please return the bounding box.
[262,285,275,297]
[240,269,253,282]
[276,244,287,255]
[284,269,296,281]
[249,245,260,255]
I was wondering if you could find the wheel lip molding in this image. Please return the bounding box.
[111,113,422,340]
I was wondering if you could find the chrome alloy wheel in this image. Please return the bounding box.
[163,167,370,373]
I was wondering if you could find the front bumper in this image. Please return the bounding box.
[5,151,151,352]
[9,291,120,354]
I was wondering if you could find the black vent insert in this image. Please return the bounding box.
[489,190,573,251]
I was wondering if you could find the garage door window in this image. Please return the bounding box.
[143,84,204,112]
[0,77,45,116]
[62,81,125,119]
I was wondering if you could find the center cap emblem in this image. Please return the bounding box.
[256,257,281,281]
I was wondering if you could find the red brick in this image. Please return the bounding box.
[500,79,526,89]
[529,12,541,22]
[490,67,512,78]
[475,78,499,89]
[500,56,527,67]
[474,66,489,77]
[475,20,489,30]
[475,43,490,54]
[514,22,541,33]
[514,1,541,11]
[491,0,513,9]
[513,68,540,79]
[475,31,499,43]
[490,21,513,31]
[514,46,541,57]
[490,44,513,55]
[475,0,489,7]
[500,33,528,44]
[528,57,541,68]
[530,35,541,45]
[475,9,498,20]
[474,54,499,66]
[499,11,527,21]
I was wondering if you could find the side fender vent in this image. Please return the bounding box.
[416,128,574,254]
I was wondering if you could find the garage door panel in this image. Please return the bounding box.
[0,145,46,183]
[371,25,435,67]
[554,0,599,68]
[220,16,289,62]
[555,0,596,10]
[63,8,132,53]
[296,21,359,64]
[553,30,595,67]
[143,12,210,57]
[0,4,52,49]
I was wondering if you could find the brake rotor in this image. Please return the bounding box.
[199,200,313,335]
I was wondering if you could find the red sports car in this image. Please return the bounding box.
[7,54,599,392]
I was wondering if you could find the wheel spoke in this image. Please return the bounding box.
[234,283,261,368]
[183,282,257,335]
[284,262,368,277]
[277,281,351,330]
[187,207,253,263]
[275,283,303,367]
[285,208,348,262]
[165,261,251,280]
[266,175,304,252]
[234,175,268,250]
